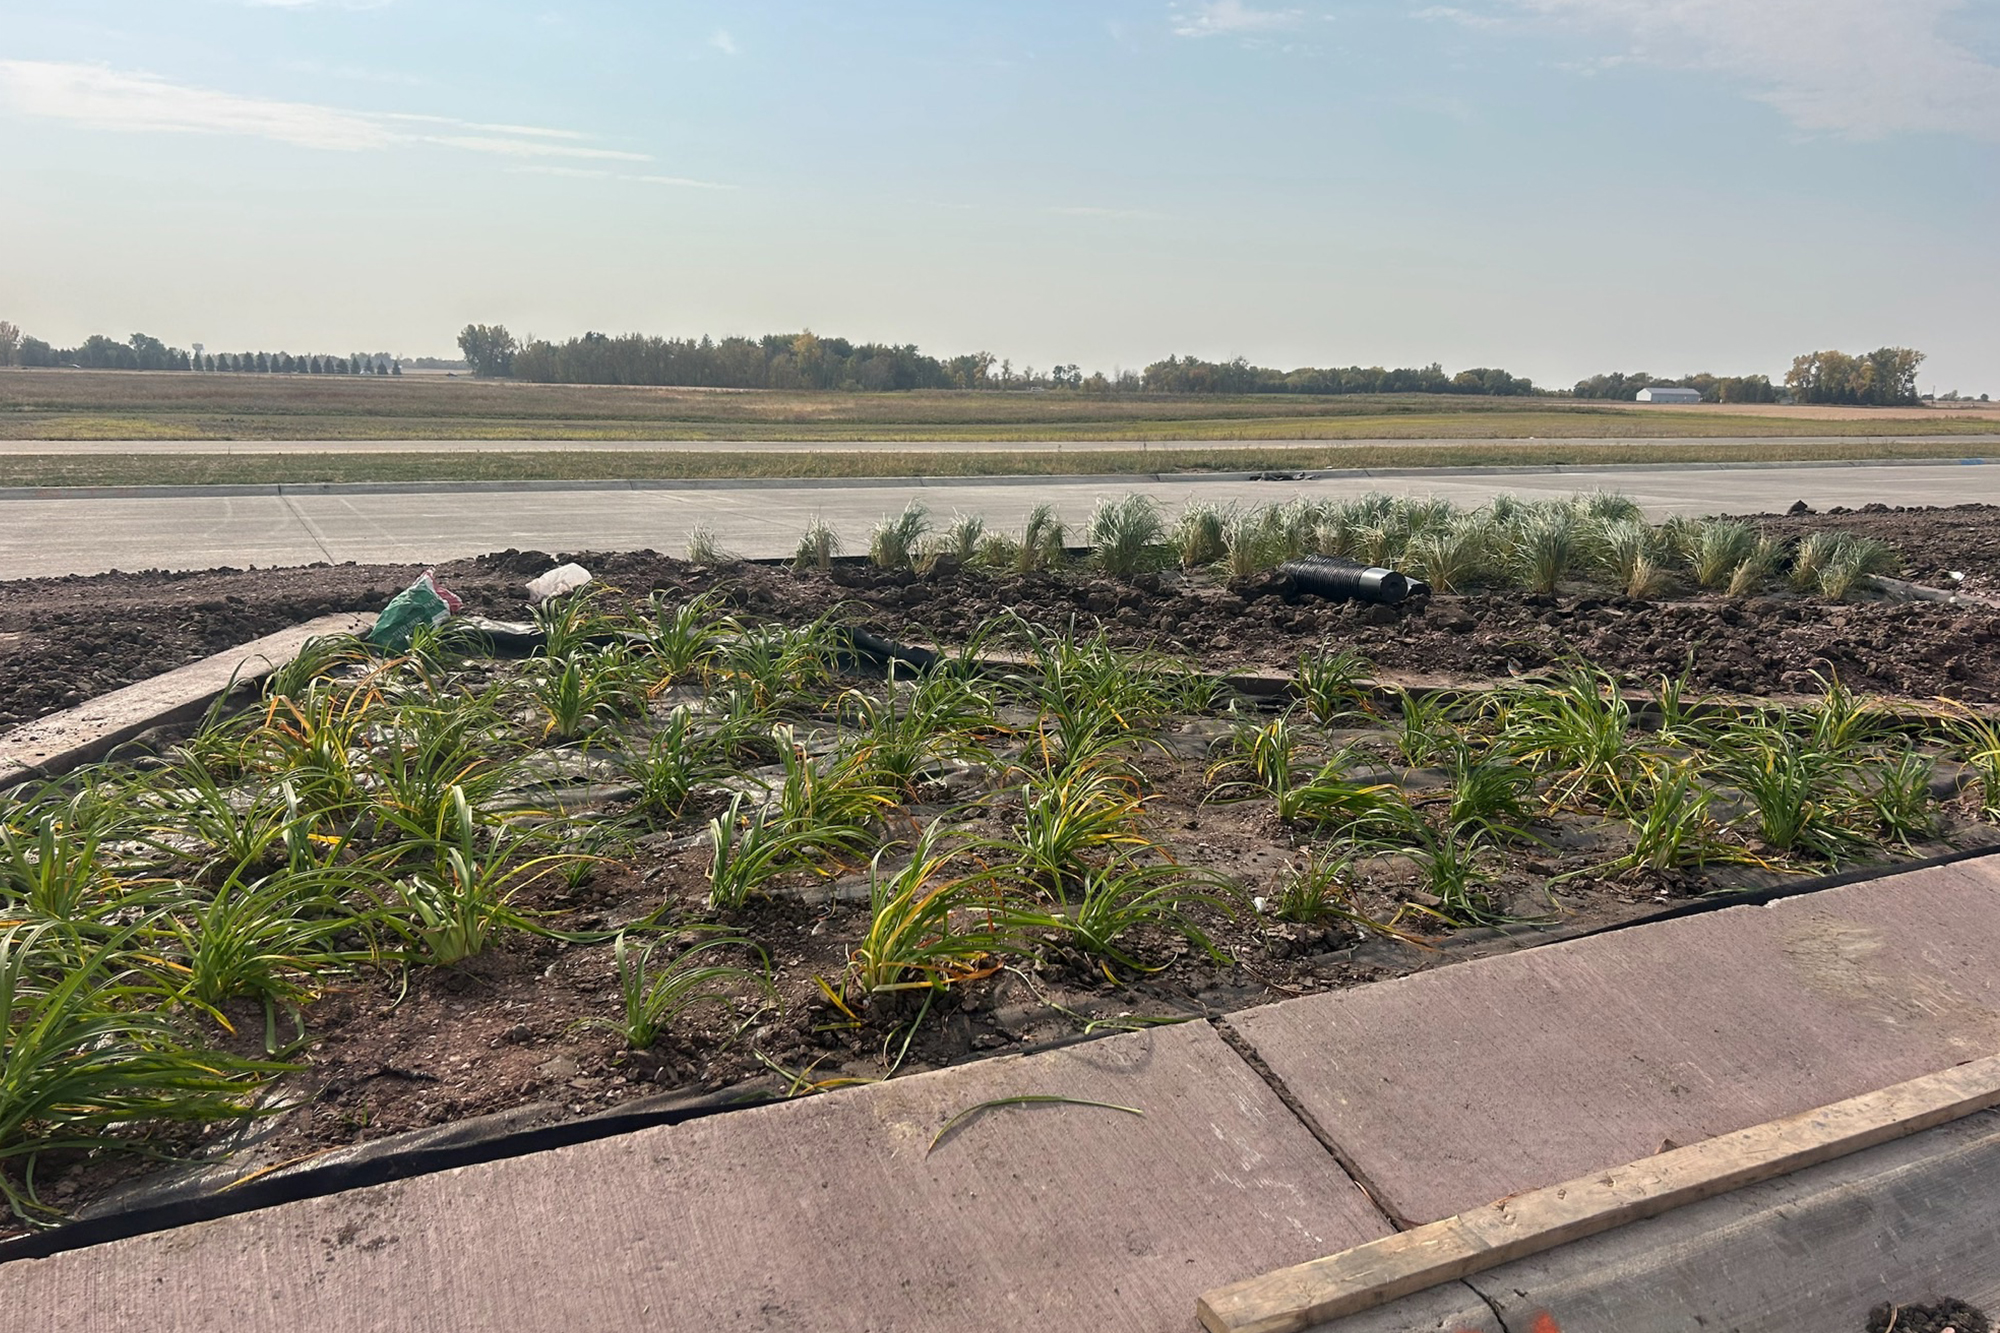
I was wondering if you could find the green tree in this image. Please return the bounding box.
[457,324,518,377]
[0,321,19,366]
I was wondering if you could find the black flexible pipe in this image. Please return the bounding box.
[1279,556,1412,605]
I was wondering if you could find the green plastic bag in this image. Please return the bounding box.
[367,569,463,650]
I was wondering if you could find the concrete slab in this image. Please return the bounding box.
[9,460,2000,578]
[1464,1107,2000,1333]
[1226,860,2000,1227]
[0,1023,1392,1333]
[0,612,371,783]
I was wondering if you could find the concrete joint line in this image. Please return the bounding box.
[277,492,337,563]
[1210,1018,1412,1232]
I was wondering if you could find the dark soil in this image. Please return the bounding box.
[1867,1299,1991,1333]
[7,506,2000,731]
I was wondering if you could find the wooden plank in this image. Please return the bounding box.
[1195,1051,2000,1333]
[0,612,372,785]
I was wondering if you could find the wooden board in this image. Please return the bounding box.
[1195,1051,2000,1333]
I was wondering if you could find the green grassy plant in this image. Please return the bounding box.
[1688,519,1758,589]
[842,673,999,795]
[771,740,896,862]
[685,524,728,565]
[1500,667,1638,808]
[1868,748,1940,848]
[1391,690,1461,769]
[640,590,737,684]
[0,920,287,1221]
[1014,762,1152,892]
[1090,493,1165,579]
[1442,746,1538,842]
[869,500,931,569]
[1277,765,1419,842]
[1511,508,1579,594]
[1173,502,1226,569]
[1292,647,1374,727]
[620,711,720,821]
[1718,721,1866,863]
[793,515,841,572]
[847,829,1006,1002]
[1603,765,1728,873]
[706,795,823,911]
[1407,824,1503,926]
[1269,849,1372,928]
[578,930,772,1049]
[1000,858,1235,970]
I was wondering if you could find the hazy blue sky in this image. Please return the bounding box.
[3,1,1996,391]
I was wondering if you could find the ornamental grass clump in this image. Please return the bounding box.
[1509,508,1580,595]
[1172,502,1226,570]
[793,516,841,572]
[1089,494,1165,579]
[869,500,932,570]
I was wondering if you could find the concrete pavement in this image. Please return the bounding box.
[5,459,2000,579]
[7,855,1997,1331]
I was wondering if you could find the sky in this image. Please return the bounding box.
[1,0,1996,392]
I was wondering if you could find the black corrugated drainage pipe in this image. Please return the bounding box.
[1279,556,1415,605]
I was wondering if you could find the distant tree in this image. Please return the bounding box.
[0,321,19,366]
[256,352,270,373]
[18,337,55,367]
[457,324,518,378]
[1786,347,1923,406]
[204,354,216,372]
[391,360,402,376]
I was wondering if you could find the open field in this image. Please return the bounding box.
[3,369,1996,444]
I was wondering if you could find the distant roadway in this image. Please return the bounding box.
[1,435,1996,455]
[4,457,1999,580]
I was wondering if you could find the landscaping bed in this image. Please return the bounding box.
[5,501,2000,728]
[7,493,2000,1236]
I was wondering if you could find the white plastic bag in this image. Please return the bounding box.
[525,563,591,604]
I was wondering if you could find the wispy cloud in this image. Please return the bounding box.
[1170,1,1304,39]
[1048,204,1168,221]
[709,29,739,56]
[1493,0,2000,141]
[1410,5,1505,30]
[0,61,653,160]
[510,165,734,189]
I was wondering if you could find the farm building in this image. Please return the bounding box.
[1636,385,1703,403]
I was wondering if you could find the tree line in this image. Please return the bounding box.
[459,324,1543,396]
[0,325,402,375]
[1572,348,1928,405]
[1571,370,1779,403]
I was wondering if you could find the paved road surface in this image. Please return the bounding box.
[1,434,1996,454]
[3,459,1998,579]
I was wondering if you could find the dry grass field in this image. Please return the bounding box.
[3,369,1996,444]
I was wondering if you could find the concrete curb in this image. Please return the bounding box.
[0,612,371,786]
[0,455,1996,501]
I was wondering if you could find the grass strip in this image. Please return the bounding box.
[1,438,1997,489]
[5,413,1996,443]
